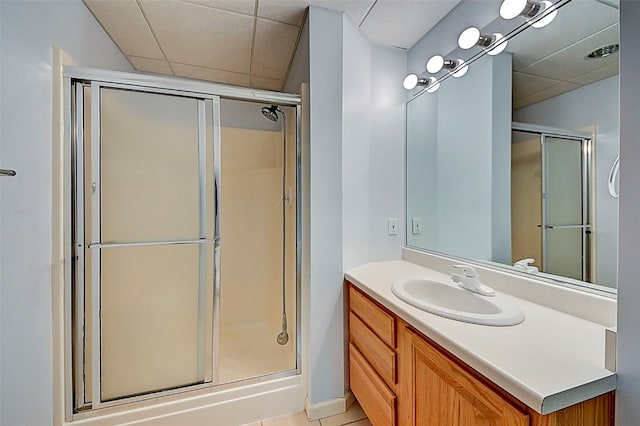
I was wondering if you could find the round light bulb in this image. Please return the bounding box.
[500,0,527,20]
[426,81,440,93]
[403,73,419,90]
[426,55,445,73]
[487,33,508,55]
[530,1,557,28]
[458,27,481,50]
[451,61,468,78]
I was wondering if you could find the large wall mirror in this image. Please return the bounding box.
[406,0,619,292]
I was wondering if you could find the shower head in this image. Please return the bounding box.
[261,105,281,122]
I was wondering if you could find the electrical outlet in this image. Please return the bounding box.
[412,218,422,235]
[388,218,398,235]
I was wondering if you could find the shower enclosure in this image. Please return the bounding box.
[65,71,300,417]
[511,123,592,282]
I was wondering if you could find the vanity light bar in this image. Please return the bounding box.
[500,0,558,28]
[402,0,559,92]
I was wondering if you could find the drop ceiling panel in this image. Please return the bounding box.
[570,62,618,86]
[308,0,374,25]
[521,24,619,81]
[513,72,564,100]
[127,56,173,75]
[251,75,285,91]
[508,0,618,71]
[83,0,164,60]
[257,0,308,25]
[172,63,251,86]
[252,18,300,80]
[513,81,581,110]
[140,0,254,73]
[359,0,461,49]
[181,0,257,15]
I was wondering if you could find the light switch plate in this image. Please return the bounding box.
[412,218,422,234]
[388,218,398,235]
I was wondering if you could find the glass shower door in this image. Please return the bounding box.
[542,135,590,281]
[82,85,216,405]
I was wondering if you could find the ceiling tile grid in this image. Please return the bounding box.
[257,0,308,25]
[171,62,252,86]
[127,55,173,74]
[84,0,469,92]
[139,0,255,73]
[84,0,619,109]
[182,0,257,15]
[252,18,300,80]
[359,0,460,49]
[513,81,582,110]
[84,0,165,59]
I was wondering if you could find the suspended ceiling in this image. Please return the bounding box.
[84,0,461,92]
[508,0,619,109]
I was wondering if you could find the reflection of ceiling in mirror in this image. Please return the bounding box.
[509,0,619,109]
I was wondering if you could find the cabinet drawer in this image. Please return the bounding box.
[349,311,396,388]
[349,285,396,348]
[349,343,396,426]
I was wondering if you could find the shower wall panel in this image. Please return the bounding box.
[217,108,297,383]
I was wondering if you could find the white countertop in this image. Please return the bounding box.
[345,260,617,415]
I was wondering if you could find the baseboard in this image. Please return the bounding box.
[304,391,354,421]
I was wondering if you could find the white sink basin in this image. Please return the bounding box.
[391,277,524,326]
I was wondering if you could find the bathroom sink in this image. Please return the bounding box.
[391,277,524,326]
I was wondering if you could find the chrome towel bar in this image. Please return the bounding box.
[0,169,16,176]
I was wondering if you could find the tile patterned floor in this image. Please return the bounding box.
[243,401,371,426]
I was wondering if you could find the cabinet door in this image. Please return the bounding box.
[398,326,529,426]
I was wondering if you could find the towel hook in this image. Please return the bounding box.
[608,156,619,198]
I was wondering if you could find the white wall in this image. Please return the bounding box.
[0,1,132,425]
[405,54,511,263]
[616,1,640,424]
[342,15,407,269]
[368,44,407,262]
[284,19,309,95]
[306,6,406,408]
[513,76,619,287]
[307,6,345,405]
[407,0,500,82]
[490,53,513,264]
[406,91,439,250]
[342,15,371,271]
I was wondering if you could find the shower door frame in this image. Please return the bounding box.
[512,122,593,281]
[74,80,219,411]
[64,67,303,421]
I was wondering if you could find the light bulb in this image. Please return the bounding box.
[487,33,508,55]
[530,1,557,28]
[426,55,445,73]
[500,0,527,20]
[426,82,440,93]
[451,61,468,78]
[403,73,419,90]
[458,27,481,50]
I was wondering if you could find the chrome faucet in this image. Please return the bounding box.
[451,265,495,297]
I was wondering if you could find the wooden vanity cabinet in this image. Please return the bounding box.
[398,325,529,426]
[347,282,614,426]
[348,284,398,426]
